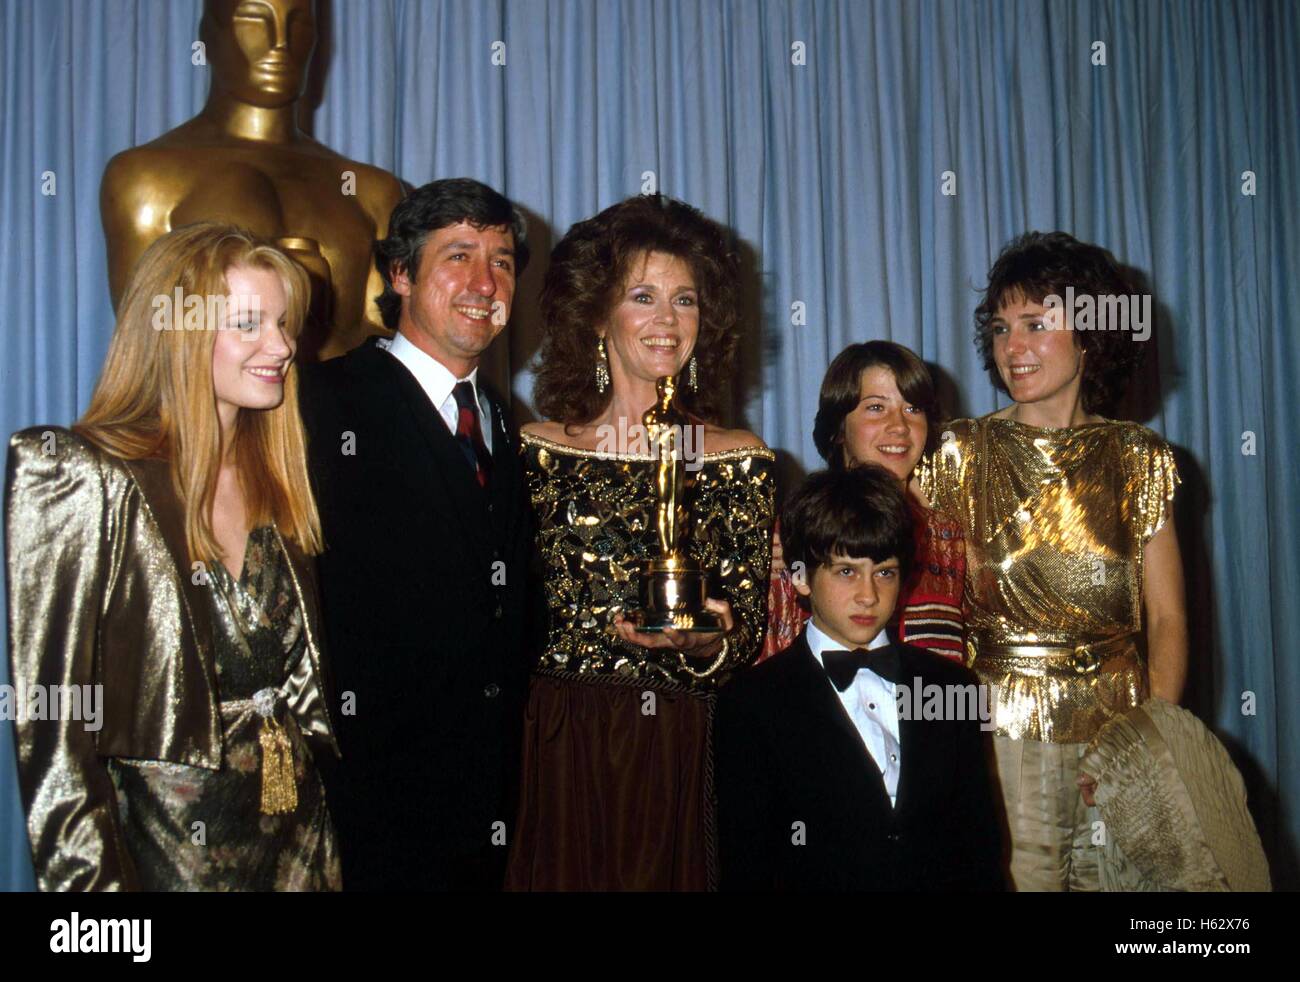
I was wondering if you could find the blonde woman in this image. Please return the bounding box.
[5,223,340,891]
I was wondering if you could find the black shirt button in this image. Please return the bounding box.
[483,683,500,699]
[494,604,503,619]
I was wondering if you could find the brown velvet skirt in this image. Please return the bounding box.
[505,669,717,891]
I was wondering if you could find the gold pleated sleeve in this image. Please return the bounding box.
[5,427,225,891]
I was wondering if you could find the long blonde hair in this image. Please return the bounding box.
[75,222,323,562]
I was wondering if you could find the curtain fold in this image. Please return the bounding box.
[1,0,1296,890]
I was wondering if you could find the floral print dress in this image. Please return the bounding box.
[107,526,340,891]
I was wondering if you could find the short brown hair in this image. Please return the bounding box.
[974,231,1145,413]
[532,194,741,425]
[812,341,941,466]
[781,465,915,584]
[374,178,529,330]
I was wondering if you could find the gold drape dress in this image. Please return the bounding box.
[505,434,774,891]
[920,415,1179,890]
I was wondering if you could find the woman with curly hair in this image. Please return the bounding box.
[763,341,966,663]
[919,231,1188,891]
[505,195,774,891]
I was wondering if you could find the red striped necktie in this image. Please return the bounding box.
[452,381,492,488]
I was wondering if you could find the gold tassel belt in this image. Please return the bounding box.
[251,688,298,816]
[967,633,1147,742]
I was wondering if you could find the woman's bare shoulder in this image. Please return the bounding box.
[520,419,606,451]
[521,420,576,442]
[702,425,768,455]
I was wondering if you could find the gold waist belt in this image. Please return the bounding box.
[969,633,1147,743]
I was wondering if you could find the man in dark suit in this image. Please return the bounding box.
[717,466,1006,891]
[297,178,537,890]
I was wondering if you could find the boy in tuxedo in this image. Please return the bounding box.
[717,465,1006,890]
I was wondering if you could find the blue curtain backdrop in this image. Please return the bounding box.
[1,0,1296,889]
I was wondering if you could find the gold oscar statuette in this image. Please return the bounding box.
[634,376,723,633]
[99,0,405,361]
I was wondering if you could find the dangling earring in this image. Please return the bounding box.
[595,337,610,394]
[687,354,698,392]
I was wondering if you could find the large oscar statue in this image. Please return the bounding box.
[100,0,404,360]
[634,376,724,633]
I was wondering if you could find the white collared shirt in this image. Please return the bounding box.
[806,619,902,807]
[379,331,494,454]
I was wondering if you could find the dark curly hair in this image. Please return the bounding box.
[374,178,530,330]
[974,231,1146,413]
[812,341,942,467]
[532,194,742,425]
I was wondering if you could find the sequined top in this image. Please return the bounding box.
[108,526,340,890]
[522,433,775,686]
[918,416,1179,742]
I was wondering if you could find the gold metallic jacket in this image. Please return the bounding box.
[4,427,338,891]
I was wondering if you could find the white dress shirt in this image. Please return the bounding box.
[806,619,902,807]
[379,331,494,454]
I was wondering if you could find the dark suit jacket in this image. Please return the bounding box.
[297,337,537,890]
[716,631,1006,891]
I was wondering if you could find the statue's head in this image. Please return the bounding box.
[201,0,317,108]
[658,375,676,404]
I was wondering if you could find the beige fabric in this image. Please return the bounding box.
[1082,699,1271,892]
[992,736,1101,891]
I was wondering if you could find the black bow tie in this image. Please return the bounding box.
[822,645,903,691]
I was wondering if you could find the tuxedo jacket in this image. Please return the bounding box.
[297,337,538,890]
[715,631,1006,891]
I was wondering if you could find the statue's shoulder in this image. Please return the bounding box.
[342,159,405,223]
[101,137,202,198]
[289,139,404,222]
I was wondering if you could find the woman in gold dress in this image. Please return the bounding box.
[5,224,340,890]
[506,195,774,890]
[920,231,1188,891]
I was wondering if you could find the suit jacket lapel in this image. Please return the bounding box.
[482,383,520,545]
[788,634,895,815]
[368,340,497,565]
[893,644,937,822]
